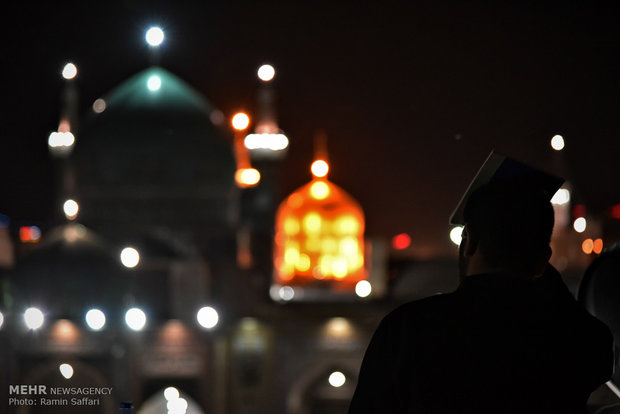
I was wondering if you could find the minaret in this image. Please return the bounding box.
[48,62,79,222]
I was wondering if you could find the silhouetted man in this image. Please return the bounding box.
[348,153,613,414]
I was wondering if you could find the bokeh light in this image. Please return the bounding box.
[62,63,77,80]
[232,112,250,130]
[197,306,219,329]
[355,280,372,298]
[164,387,180,401]
[450,226,464,246]
[551,135,565,151]
[63,199,79,220]
[235,168,261,187]
[147,75,162,91]
[392,233,411,250]
[85,309,106,331]
[551,188,570,205]
[593,238,603,254]
[125,308,147,331]
[24,307,44,330]
[328,371,346,387]
[92,98,106,113]
[59,363,74,379]
[257,64,275,81]
[120,247,140,268]
[310,181,330,200]
[311,160,329,178]
[145,26,165,47]
[573,217,587,233]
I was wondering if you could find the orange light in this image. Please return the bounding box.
[593,239,603,254]
[582,239,594,254]
[310,181,330,199]
[235,168,260,187]
[51,319,80,343]
[232,112,250,131]
[273,179,366,285]
[392,233,411,250]
[311,160,329,178]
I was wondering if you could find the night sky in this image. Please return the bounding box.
[3,1,620,258]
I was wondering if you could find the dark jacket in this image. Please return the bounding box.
[348,270,613,414]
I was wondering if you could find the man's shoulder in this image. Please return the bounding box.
[383,291,463,325]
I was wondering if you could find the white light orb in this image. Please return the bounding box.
[59,363,74,379]
[0,312,4,329]
[145,26,165,47]
[355,280,372,298]
[232,113,250,130]
[85,309,106,331]
[164,387,180,401]
[24,307,44,330]
[167,397,188,413]
[278,286,295,301]
[48,131,75,148]
[62,63,77,80]
[197,306,219,329]
[92,98,106,113]
[125,308,146,331]
[63,199,79,220]
[147,75,162,91]
[551,135,565,151]
[551,188,570,205]
[328,371,346,388]
[311,160,329,178]
[450,226,464,246]
[257,64,275,82]
[573,217,587,233]
[120,247,140,268]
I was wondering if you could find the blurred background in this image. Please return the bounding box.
[1,1,620,413]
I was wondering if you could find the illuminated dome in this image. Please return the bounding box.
[274,176,365,288]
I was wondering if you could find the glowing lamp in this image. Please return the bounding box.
[257,64,275,82]
[232,112,250,131]
[573,217,587,233]
[235,168,261,188]
[24,307,44,330]
[311,160,329,178]
[392,233,411,250]
[582,239,594,255]
[197,306,219,329]
[63,199,79,220]
[164,387,180,401]
[85,309,106,330]
[62,63,77,80]
[550,135,565,151]
[59,364,74,379]
[593,239,604,255]
[125,308,146,331]
[145,26,165,47]
[120,247,140,268]
[328,371,346,388]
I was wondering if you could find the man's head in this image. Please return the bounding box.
[459,177,555,277]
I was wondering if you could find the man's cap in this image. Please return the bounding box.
[449,151,565,225]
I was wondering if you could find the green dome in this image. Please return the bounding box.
[73,67,237,230]
[75,66,235,190]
